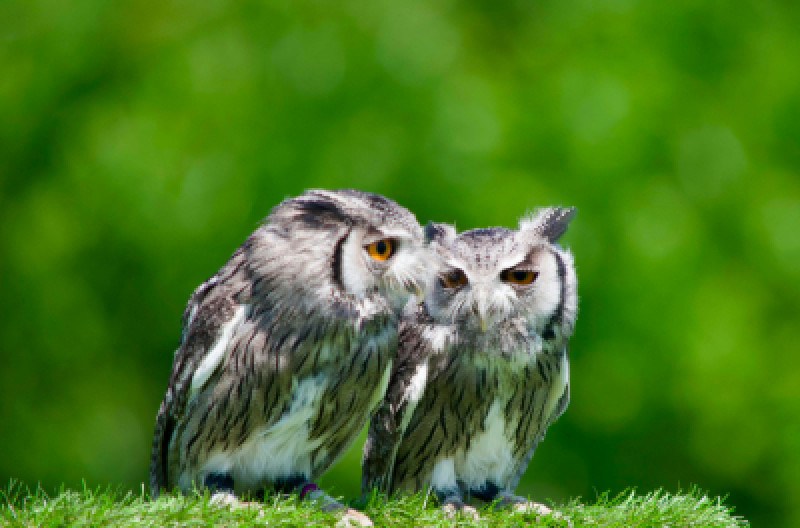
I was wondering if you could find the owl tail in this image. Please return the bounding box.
[149,399,175,498]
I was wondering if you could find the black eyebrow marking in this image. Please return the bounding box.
[293,198,349,228]
[331,232,349,289]
[541,248,567,341]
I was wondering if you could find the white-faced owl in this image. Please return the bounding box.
[362,208,577,515]
[151,190,428,524]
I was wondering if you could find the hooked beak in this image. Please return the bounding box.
[412,282,425,302]
[474,295,490,333]
[404,278,425,302]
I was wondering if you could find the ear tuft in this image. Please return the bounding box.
[425,222,457,245]
[519,207,576,242]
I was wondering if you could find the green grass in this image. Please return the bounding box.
[1,481,748,527]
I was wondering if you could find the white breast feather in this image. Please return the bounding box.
[422,326,451,352]
[194,323,395,493]
[455,399,515,490]
[430,457,457,492]
[200,374,329,491]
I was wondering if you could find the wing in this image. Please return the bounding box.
[361,301,433,495]
[506,344,570,491]
[150,247,250,496]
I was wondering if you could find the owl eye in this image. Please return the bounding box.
[366,239,395,261]
[501,269,538,285]
[440,269,467,289]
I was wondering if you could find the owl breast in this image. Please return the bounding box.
[451,398,516,491]
[394,340,568,495]
[192,323,395,494]
[453,348,568,492]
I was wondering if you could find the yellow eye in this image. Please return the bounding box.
[440,269,467,289]
[501,269,538,285]
[366,239,394,261]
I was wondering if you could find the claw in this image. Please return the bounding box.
[336,508,374,527]
[512,501,552,515]
[510,500,572,526]
[209,491,261,510]
[442,502,480,520]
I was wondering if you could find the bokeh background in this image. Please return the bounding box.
[2,0,799,525]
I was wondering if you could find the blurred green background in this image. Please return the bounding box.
[1,0,799,525]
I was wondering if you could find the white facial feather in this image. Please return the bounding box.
[340,232,370,299]
[531,250,564,324]
[384,242,430,312]
[340,231,426,311]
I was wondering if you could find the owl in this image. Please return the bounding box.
[150,189,428,525]
[362,208,577,516]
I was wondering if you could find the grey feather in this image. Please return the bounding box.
[151,189,428,499]
[363,212,578,508]
[361,301,432,493]
[424,221,457,246]
[520,206,577,242]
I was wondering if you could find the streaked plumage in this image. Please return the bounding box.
[150,190,427,523]
[362,208,577,513]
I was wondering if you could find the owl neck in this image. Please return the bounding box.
[440,319,568,363]
[265,289,396,336]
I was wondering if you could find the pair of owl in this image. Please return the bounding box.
[150,189,577,525]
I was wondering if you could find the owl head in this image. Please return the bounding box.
[250,189,429,316]
[423,208,577,345]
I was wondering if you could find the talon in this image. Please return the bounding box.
[463,504,480,520]
[209,491,260,510]
[336,508,374,527]
[209,491,239,507]
[511,501,572,526]
[513,501,552,515]
[442,501,480,520]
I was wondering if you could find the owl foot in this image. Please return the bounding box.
[510,501,552,515]
[296,483,373,527]
[335,508,374,527]
[208,490,265,514]
[503,498,572,526]
[442,501,480,520]
[209,491,239,506]
[203,474,260,509]
[437,488,480,520]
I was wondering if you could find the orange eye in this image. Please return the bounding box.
[501,269,538,285]
[366,239,394,261]
[440,269,467,289]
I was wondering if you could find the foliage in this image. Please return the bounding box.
[1,0,799,526]
[0,482,747,527]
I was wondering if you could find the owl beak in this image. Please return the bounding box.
[402,279,424,301]
[413,283,425,302]
[473,298,490,333]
